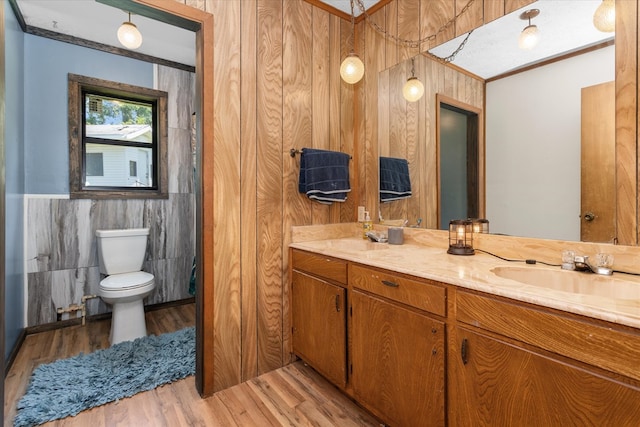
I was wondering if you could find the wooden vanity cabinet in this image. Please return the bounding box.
[451,290,640,426]
[291,247,640,426]
[349,264,447,427]
[291,250,348,388]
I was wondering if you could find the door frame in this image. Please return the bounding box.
[436,94,485,227]
[127,0,215,397]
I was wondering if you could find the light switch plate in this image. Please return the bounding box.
[357,206,365,222]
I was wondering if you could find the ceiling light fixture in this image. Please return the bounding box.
[518,9,540,50]
[340,0,364,84]
[402,58,424,102]
[593,0,615,33]
[117,12,143,50]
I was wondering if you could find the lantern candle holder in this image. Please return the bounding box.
[447,219,475,255]
[469,218,489,234]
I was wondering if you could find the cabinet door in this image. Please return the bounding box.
[351,290,445,427]
[452,327,640,426]
[292,271,347,388]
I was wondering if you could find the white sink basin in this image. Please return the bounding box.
[491,266,640,301]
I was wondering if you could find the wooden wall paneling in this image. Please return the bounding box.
[397,0,420,61]
[311,8,332,226]
[256,0,284,374]
[377,70,391,222]
[339,18,357,223]
[185,0,206,11]
[455,0,484,37]
[504,0,536,15]
[426,60,444,229]
[397,0,420,224]
[378,72,390,160]
[328,13,343,224]
[406,64,420,225]
[362,14,381,216]
[208,0,242,391]
[483,0,504,24]
[388,61,406,221]
[421,0,456,51]
[240,0,258,382]
[615,0,638,246]
[357,18,367,215]
[637,0,640,246]
[282,0,313,367]
[385,2,398,70]
[416,56,430,227]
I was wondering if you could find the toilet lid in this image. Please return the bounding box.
[100,271,154,291]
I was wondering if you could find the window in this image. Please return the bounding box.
[68,74,168,199]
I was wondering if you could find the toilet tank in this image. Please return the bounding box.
[96,228,150,275]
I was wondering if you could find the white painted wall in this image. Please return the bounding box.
[486,45,614,241]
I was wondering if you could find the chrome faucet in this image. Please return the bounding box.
[573,255,613,276]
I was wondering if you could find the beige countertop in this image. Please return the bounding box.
[290,237,640,330]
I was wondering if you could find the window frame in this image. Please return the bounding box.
[68,73,168,199]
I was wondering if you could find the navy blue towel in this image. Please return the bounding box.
[380,156,412,202]
[298,148,351,204]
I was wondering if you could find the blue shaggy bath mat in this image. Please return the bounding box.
[14,326,195,427]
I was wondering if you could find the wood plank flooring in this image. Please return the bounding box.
[4,303,380,426]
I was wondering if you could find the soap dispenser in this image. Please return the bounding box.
[362,211,373,239]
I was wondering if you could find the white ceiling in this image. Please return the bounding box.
[16,0,197,66]
[14,0,612,79]
[14,0,377,68]
[429,0,613,79]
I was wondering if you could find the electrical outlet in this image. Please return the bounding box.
[357,206,365,222]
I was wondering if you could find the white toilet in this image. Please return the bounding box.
[96,228,156,345]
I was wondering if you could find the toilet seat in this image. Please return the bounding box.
[100,271,155,291]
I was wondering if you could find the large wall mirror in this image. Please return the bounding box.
[378,0,615,243]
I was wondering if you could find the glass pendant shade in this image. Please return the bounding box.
[340,53,365,84]
[593,0,615,33]
[518,24,539,50]
[402,77,424,102]
[117,21,143,50]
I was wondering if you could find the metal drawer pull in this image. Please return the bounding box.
[335,294,341,312]
[381,280,399,288]
[461,338,469,365]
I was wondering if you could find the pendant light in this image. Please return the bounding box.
[402,58,424,102]
[117,12,143,50]
[340,0,364,84]
[518,9,540,50]
[593,0,615,33]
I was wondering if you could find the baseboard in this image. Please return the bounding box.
[23,297,196,336]
[4,329,27,378]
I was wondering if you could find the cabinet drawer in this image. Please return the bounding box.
[291,249,347,285]
[349,264,446,316]
[457,291,640,382]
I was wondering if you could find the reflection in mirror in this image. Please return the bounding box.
[438,99,480,230]
[378,0,615,243]
[378,56,484,230]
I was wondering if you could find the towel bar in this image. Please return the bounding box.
[290,148,352,159]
